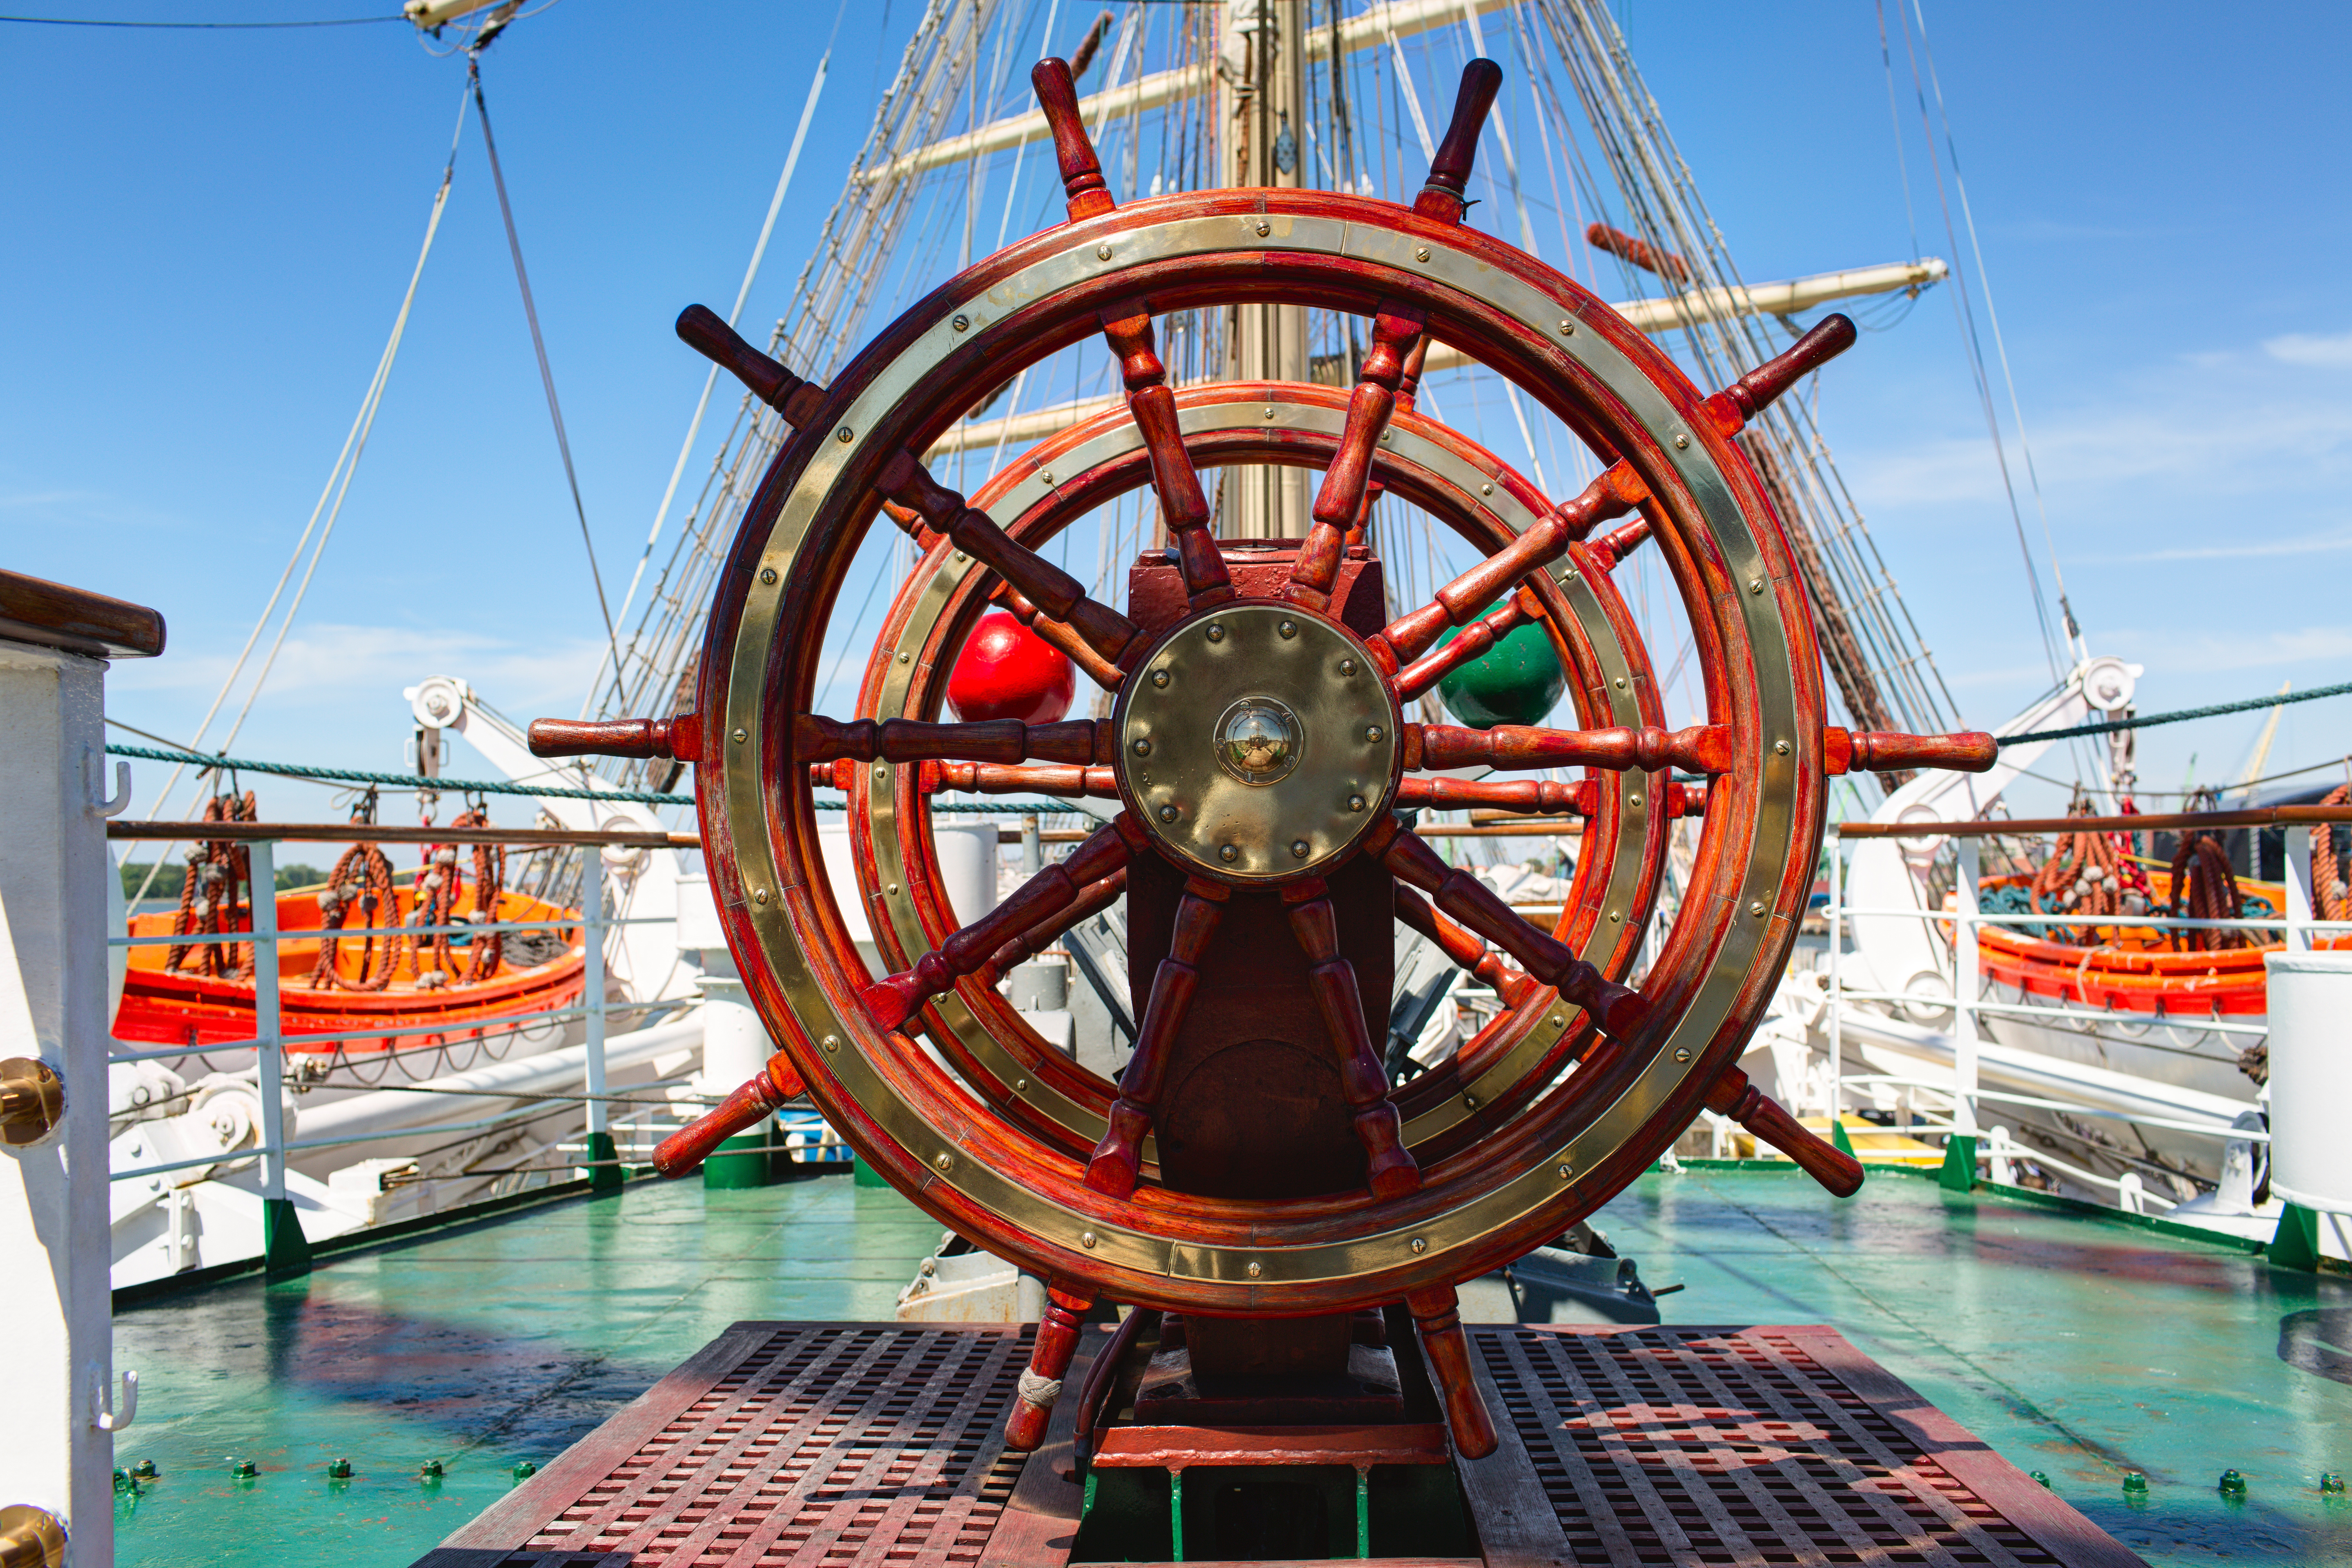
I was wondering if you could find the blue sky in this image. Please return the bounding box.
[6,0,2348,825]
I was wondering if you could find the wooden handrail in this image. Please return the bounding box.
[1838,804,2352,839]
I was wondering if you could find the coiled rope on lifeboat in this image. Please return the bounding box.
[2315,784,2351,923]
[2028,800,2140,943]
[2166,822,2246,953]
[166,790,259,981]
[405,805,506,990]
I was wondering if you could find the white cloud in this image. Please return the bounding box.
[2100,624,2352,675]
[2264,330,2352,369]
[2080,530,2352,564]
[110,621,607,718]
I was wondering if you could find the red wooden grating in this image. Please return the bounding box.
[1469,1324,2145,1568]
[431,1323,1032,1568]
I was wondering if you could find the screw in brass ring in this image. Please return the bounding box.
[753,889,769,904]
[951,313,969,331]
[1095,243,1113,260]
[760,568,777,585]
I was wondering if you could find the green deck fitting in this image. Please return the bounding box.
[1940,1132,1978,1192]
[702,1129,774,1191]
[582,1130,623,1196]
[262,1197,312,1278]
[2270,1202,2326,1271]
[112,1164,2352,1568]
[1831,1116,1857,1158]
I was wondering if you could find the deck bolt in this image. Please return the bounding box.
[132,1461,158,1480]
[951,313,969,331]
[1096,243,1114,260]
[513,1461,538,1481]
[2123,1471,2148,1494]
[232,1459,257,1480]
[1414,245,1431,262]
[2030,1471,2051,1488]
[1219,845,1238,863]
[1292,840,1311,858]
[2321,1472,2345,1492]
[114,1468,131,1493]
[2220,1469,2247,1496]
[327,1459,352,1479]
[821,1035,840,1054]
[420,1460,443,1481]
[760,567,777,585]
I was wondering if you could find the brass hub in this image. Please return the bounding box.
[1115,604,1400,882]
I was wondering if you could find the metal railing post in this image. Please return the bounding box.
[249,837,308,1273]
[2284,825,2314,953]
[1827,837,1843,1124]
[581,843,619,1192]
[1945,836,1981,1191]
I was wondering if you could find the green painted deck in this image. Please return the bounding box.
[109,1165,2352,1568]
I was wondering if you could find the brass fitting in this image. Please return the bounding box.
[0,1505,67,1568]
[0,1059,64,1148]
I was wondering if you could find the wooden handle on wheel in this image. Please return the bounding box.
[1706,1066,1863,1197]
[1407,1285,1498,1459]
[652,1054,807,1178]
[528,713,702,763]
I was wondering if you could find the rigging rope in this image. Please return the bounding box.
[129,79,470,908]
[468,52,627,714]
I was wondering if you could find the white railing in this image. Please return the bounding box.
[1824,812,2350,1193]
[102,821,699,1261]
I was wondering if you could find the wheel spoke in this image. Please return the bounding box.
[1086,878,1227,1198]
[796,715,1107,768]
[1706,1065,1864,1197]
[1405,721,1732,776]
[1032,58,1116,221]
[1288,307,1425,612]
[652,1052,807,1178]
[1395,884,1535,1008]
[1372,464,1645,670]
[1395,775,1708,818]
[1284,880,1422,1199]
[1410,59,1504,223]
[1823,727,1996,775]
[1004,1282,1096,1452]
[1369,817,1649,1040]
[1404,1282,1499,1459]
[927,762,1122,798]
[861,814,1144,1030]
[674,304,826,427]
[1099,310,1231,608]
[995,584,1125,690]
[983,868,1127,984]
[1393,585,1542,703]
[877,448,1144,668]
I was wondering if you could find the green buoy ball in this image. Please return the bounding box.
[1435,622,1566,729]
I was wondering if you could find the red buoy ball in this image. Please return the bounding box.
[947,613,1076,725]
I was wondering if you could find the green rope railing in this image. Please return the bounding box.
[100,744,1078,815]
[1997,679,2352,748]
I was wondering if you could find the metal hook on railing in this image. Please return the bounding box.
[92,1368,137,1432]
[87,750,131,817]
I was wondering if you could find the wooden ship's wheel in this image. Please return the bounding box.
[530,59,1993,1462]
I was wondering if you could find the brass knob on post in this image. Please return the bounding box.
[0,1505,67,1568]
[0,1059,64,1148]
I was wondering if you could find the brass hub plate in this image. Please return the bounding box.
[1116,604,1399,882]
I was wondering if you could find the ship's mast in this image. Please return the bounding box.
[1221,0,1311,538]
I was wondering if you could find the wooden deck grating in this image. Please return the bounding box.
[425,1321,2143,1568]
